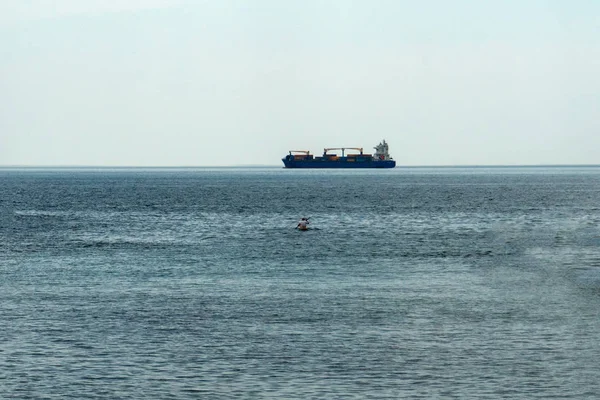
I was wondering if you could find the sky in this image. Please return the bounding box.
[1,0,599,166]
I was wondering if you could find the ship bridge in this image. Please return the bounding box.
[373,140,393,160]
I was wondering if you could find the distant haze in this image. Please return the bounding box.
[1,0,599,166]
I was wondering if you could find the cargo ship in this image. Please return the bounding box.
[282,140,396,168]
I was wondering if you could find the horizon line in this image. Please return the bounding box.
[1,164,600,169]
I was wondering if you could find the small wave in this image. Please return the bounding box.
[575,267,600,289]
[15,210,68,217]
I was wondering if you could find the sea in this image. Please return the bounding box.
[2,166,600,399]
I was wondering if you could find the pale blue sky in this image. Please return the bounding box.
[1,0,599,166]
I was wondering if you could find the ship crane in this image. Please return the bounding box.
[323,147,363,157]
[288,150,310,155]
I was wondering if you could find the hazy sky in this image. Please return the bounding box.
[1,0,599,166]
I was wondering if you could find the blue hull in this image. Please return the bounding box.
[282,159,396,168]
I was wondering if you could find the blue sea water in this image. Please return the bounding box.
[2,166,600,399]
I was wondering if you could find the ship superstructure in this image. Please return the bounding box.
[373,140,393,161]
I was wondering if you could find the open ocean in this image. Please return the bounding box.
[2,166,600,399]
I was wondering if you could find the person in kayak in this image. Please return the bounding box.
[297,217,309,230]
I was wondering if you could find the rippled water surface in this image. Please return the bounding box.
[2,167,600,399]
